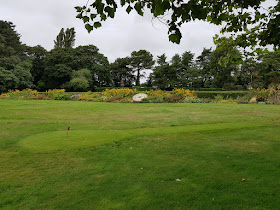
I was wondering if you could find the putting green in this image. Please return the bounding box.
[19,122,269,152]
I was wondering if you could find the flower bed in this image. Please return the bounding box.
[1,87,279,104]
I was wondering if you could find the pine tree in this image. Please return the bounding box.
[54,28,75,48]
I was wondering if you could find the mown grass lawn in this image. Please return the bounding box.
[0,100,280,209]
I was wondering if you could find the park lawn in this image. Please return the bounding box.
[0,100,280,209]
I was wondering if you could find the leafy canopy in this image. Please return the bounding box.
[75,0,279,47]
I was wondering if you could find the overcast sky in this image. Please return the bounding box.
[0,0,275,64]
[0,0,223,62]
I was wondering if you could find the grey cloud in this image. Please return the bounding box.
[0,0,220,62]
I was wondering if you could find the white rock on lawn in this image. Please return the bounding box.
[132,93,148,102]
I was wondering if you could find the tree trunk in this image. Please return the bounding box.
[136,68,140,86]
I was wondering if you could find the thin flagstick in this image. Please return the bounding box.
[67,126,70,137]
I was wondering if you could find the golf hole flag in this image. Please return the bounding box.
[67,126,70,136]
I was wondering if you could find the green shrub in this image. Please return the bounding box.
[164,95,184,103]
[184,97,204,103]
[68,78,89,92]
[252,88,270,101]
[196,91,249,99]
[214,95,224,101]
[54,94,71,100]
[235,94,253,104]
[141,96,164,103]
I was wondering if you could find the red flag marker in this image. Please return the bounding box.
[67,126,70,136]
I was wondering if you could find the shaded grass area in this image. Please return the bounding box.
[0,100,280,209]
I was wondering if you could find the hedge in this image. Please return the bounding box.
[196,91,250,99]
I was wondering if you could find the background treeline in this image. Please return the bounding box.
[1,20,279,93]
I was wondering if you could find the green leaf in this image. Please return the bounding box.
[134,2,143,16]
[105,6,115,18]
[169,34,181,44]
[94,22,102,29]
[82,16,90,23]
[90,14,97,20]
[120,0,125,6]
[75,6,82,12]
[76,13,83,19]
[126,5,132,14]
[85,24,93,33]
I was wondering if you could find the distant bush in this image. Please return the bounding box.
[94,86,155,92]
[141,96,164,103]
[196,91,249,99]
[68,78,89,92]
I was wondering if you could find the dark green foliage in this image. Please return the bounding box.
[43,47,77,89]
[54,28,76,48]
[53,94,71,100]
[0,21,22,54]
[74,45,111,88]
[0,67,17,93]
[179,51,195,87]
[68,69,92,91]
[255,49,280,88]
[0,21,22,70]
[94,86,155,92]
[196,48,212,88]
[111,57,135,87]
[153,54,177,89]
[130,50,154,86]
[196,91,249,99]
[1,19,279,92]
[24,45,47,88]
[76,0,280,48]
[236,58,257,89]
[208,37,242,89]
[68,78,89,91]
[13,61,33,90]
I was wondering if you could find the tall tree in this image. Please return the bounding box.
[196,48,212,88]
[54,28,76,48]
[0,21,22,54]
[64,28,76,48]
[153,54,177,89]
[0,67,17,93]
[256,50,280,88]
[43,48,76,89]
[209,37,243,89]
[0,21,22,70]
[24,45,47,88]
[180,51,194,87]
[111,57,134,87]
[74,45,111,87]
[13,60,33,90]
[236,58,257,89]
[130,50,154,86]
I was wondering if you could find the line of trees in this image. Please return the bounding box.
[0,20,279,93]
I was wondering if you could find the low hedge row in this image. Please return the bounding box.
[94,87,155,92]
[196,91,250,99]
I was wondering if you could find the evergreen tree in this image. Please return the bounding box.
[111,57,134,87]
[130,50,154,86]
[153,54,177,89]
[54,28,76,48]
[196,48,212,87]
